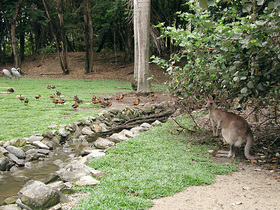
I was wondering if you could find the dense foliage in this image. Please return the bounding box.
[152,0,280,109]
[0,0,186,64]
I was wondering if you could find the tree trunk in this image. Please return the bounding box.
[83,0,94,73]
[20,29,25,61]
[56,0,69,74]
[10,0,23,68]
[133,0,151,93]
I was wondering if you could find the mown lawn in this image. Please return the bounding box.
[73,116,236,210]
[0,78,132,141]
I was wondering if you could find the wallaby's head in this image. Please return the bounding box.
[206,96,217,110]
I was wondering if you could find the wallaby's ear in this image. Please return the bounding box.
[208,95,215,100]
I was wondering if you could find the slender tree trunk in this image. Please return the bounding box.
[56,0,69,74]
[88,3,94,73]
[83,0,90,74]
[42,0,68,74]
[83,0,94,73]
[134,0,151,93]
[10,0,23,68]
[20,28,25,61]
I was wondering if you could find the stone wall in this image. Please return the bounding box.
[0,102,173,209]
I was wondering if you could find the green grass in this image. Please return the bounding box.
[0,78,134,141]
[1,78,236,209]
[74,118,236,210]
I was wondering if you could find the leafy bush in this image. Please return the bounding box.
[152,0,280,109]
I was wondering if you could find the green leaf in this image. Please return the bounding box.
[247,81,254,89]
[241,87,248,94]
[257,83,265,91]
[199,0,208,9]
[257,0,264,6]
[243,3,252,13]
[208,0,216,6]
[233,77,240,82]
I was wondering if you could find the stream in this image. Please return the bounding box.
[0,142,86,203]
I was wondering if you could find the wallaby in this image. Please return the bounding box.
[206,96,257,160]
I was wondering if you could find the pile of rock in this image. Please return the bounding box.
[0,103,172,209]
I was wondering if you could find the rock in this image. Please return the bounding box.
[75,175,100,186]
[53,159,65,168]
[44,130,57,139]
[79,117,92,126]
[140,122,151,130]
[130,126,147,135]
[83,150,106,160]
[25,153,40,162]
[90,124,102,133]
[48,203,62,210]
[0,147,9,155]
[7,154,25,166]
[77,135,88,142]
[25,148,49,155]
[43,173,60,184]
[3,196,18,205]
[99,123,110,132]
[57,165,91,182]
[51,135,62,145]
[3,141,10,148]
[0,157,12,171]
[119,129,136,138]
[143,103,154,113]
[90,169,106,178]
[107,133,128,143]
[152,120,162,126]
[18,180,60,209]
[9,138,26,147]
[15,198,32,210]
[28,135,44,143]
[56,158,91,180]
[82,127,95,136]
[58,128,67,137]
[93,138,115,149]
[41,138,54,149]
[32,141,49,149]
[0,204,21,210]
[5,146,26,159]
[66,122,81,137]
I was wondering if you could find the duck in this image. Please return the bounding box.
[72,101,79,109]
[133,97,140,106]
[35,95,41,100]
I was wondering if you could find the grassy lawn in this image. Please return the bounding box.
[1,78,236,209]
[74,116,236,210]
[0,78,132,141]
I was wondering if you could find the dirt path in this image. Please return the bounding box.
[151,161,280,210]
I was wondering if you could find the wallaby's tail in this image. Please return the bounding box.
[244,129,257,160]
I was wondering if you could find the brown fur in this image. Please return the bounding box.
[206,97,257,160]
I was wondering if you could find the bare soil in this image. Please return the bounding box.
[1,52,279,209]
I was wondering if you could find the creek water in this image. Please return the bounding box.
[0,143,86,204]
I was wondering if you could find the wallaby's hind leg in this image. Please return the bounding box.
[228,144,236,158]
[222,128,237,158]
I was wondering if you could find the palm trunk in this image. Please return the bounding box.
[133,0,151,93]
